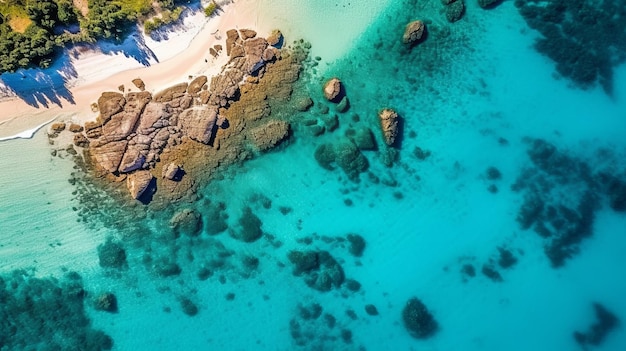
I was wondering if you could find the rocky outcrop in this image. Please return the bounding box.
[249,120,290,151]
[378,108,400,146]
[403,20,425,45]
[132,78,145,91]
[187,75,207,95]
[126,170,153,200]
[267,29,283,47]
[81,28,297,200]
[323,78,342,102]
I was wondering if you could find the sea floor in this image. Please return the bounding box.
[1,1,626,350]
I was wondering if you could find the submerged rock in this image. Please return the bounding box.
[402,297,438,339]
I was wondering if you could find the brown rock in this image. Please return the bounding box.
[132,78,145,91]
[69,123,83,132]
[403,20,425,45]
[50,122,66,132]
[153,83,188,103]
[126,170,154,199]
[73,133,90,148]
[243,37,269,74]
[118,146,146,173]
[378,108,400,146]
[239,28,257,40]
[214,44,222,52]
[248,120,290,151]
[91,140,128,173]
[136,102,170,134]
[225,29,240,57]
[266,29,283,47]
[97,92,126,123]
[162,163,182,180]
[84,121,103,138]
[209,47,218,58]
[262,47,278,62]
[187,75,208,95]
[178,107,218,144]
[323,78,342,102]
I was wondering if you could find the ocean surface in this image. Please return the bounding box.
[1,0,626,350]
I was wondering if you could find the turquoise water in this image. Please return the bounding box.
[2,0,626,350]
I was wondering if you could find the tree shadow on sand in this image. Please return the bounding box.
[0,54,78,108]
[97,30,159,66]
[148,4,204,42]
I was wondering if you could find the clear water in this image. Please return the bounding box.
[1,0,626,350]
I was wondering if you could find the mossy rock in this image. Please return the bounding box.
[97,239,127,269]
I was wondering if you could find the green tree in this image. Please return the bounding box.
[26,0,59,29]
[56,0,78,24]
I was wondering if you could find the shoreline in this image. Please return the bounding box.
[0,0,270,140]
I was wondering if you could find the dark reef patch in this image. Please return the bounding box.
[515,0,626,94]
[512,138,626,267]
[574,303,620,349]
[0,270,113,350]
[402,297,438,339]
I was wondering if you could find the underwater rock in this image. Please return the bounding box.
[203,201,229,235]
[94,293,118,313]
[346,233,366,257]
[249,120,290,152]
[97,239,127,269]
[478,0,501,8]
[334,139,369,181]
[402,20,425,45]
[323,78,342,102]
[336,96,350,113]
[352,127,377,150]
[446,0,465,22]
[378,108,399,146]
[179,297,199,316]
[314,143,336,170]
[126,170,154,200]
[73,133,89,148]
[287,250,345,292]
[365,304,379,316]
[574,303,620,348]
[232,206,263,242]
[170,208,203,236]
[402,297,438,339]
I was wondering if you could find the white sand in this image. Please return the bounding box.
[0,0,271,139]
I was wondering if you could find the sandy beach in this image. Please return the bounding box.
[0,0,271,140]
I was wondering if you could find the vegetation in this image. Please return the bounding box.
[0,0,192,74]
[204,1,217,17]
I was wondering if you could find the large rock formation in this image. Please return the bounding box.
[80,29,302,200]
[378,108,400,146]
[403,20,425,45]
[323,78,342,102]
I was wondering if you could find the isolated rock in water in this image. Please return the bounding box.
[323,78,342,102]
[97,239,127,269]
[249,120,290,151]
[446,1,465,22]
[132,78,145,91]
[267,29,283,47]
[336,96,349,112]
[403,20,425,44]
[163,163,182,180]
[126,170,154,199]
[178,107,219,145]
[378,108,400,146]
[153,83,188,102]
[94,293,118,312]
[402,297,438,339]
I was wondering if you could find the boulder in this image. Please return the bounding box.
[446,1,465,22]
[136,102,170,134]
[336,96,350,112]
[50,122,66,132]
[403,20,425,45]
[243,37,269,74]
[94,293,118,312]
[188,75,208,95]
[178,107,219,144]
[248,120,290,151]
[132,78,145,91]
[84,121,103,138]
[378,108,400,146]
[225,29,241,57]
[239,28,257,40]
[97,92,126,122]
[478,0,500,8]
[68,123,83,132]
[126,170,154,199]
[266,29,283,47]
[323,78,342,102]
[90,140,128,173]
[163,162,182,180]
[153,83,188,103]
[295,96,314,111]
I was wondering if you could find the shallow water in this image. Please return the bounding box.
[1,0,626,350]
